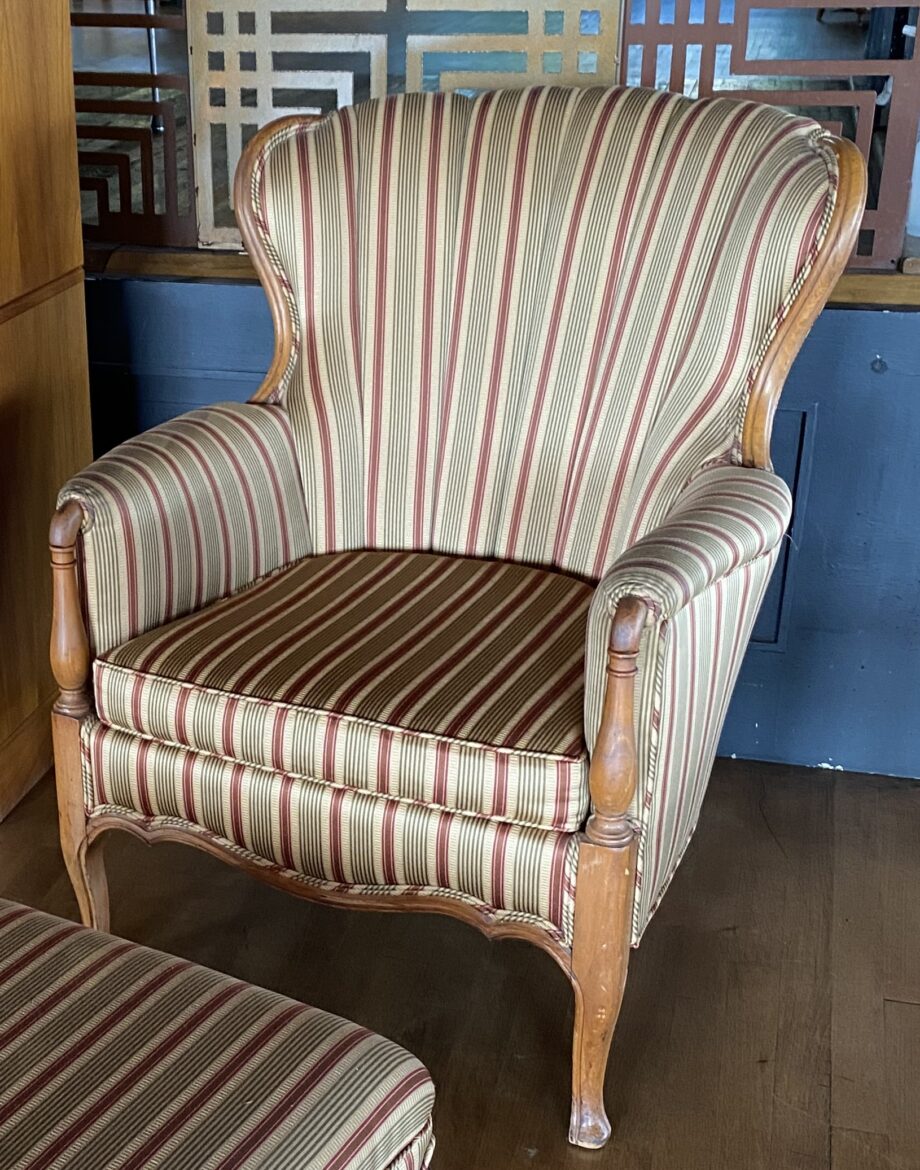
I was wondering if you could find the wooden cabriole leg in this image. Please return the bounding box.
[50,502,109,931]
[568,597,647,1149]
[569,837,638,1148]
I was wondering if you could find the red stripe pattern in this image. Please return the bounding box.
[0,899,434,1168]
[59,86,839,952]
[59,402,310,656]
[94,549,592,832]
[83,723,579,947]
[632,553,778,938]
[588,467,793,628]
[249,87,834,578]
[584,466,793,938]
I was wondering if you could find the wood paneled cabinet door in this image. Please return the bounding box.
[0,1,92,817]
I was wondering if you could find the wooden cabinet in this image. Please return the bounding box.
[0,2,92,817]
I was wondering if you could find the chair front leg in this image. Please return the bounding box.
[569,834,637,1147]
[568,598,645,1148]
[50,504,109,932]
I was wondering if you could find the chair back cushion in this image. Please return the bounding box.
[247,86,837,578]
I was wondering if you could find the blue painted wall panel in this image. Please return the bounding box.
[84,279,920,778]
[86,280,272,452]
[721,310,920,777]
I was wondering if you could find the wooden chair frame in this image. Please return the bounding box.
[50,123,865,1148]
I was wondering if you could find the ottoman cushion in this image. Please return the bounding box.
[0,900,434,1169]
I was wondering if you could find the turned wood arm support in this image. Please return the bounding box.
[50,501,92,719]
[585,598,647,848]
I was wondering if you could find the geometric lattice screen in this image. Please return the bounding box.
[76,69,196,248]
[73,5,197,248]
[187,0,622,246]
[188,0,918,263]
[621,1,920,270]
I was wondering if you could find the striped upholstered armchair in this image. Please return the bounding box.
[51,86,864,1147]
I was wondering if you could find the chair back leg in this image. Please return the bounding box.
[52,711,109,932]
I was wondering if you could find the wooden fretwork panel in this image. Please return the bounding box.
[72,6,197,248]
[187,0,622,247]
[76,73,197,247]
[621,0,920,270]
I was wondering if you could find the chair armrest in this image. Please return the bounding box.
[584,465,792,748]
[582,465,792,941]
[594,466,791,622]
[56,402,310,657]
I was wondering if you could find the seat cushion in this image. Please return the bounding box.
[95,550,593,832]
[0,899,434,1170]
[85,723,580,948]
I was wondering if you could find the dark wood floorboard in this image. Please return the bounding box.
[0,759,916,1169]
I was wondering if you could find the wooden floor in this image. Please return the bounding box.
[1,760,917,1169]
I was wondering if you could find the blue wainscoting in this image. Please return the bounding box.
[84,278,920,779]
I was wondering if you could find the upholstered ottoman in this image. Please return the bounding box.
[0,900,434,1169]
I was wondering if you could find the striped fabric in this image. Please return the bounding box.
[585,460,786,641]
[0,899,434,1169]
[590,466,792,624]
[582,466,790,937]
[630,554,778,935]
[249,86,835,577]
[83,722,580,947]
[95,550,593,832]
[59,402,310,656]
[58,86,834,954]
[584,465,791,742]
